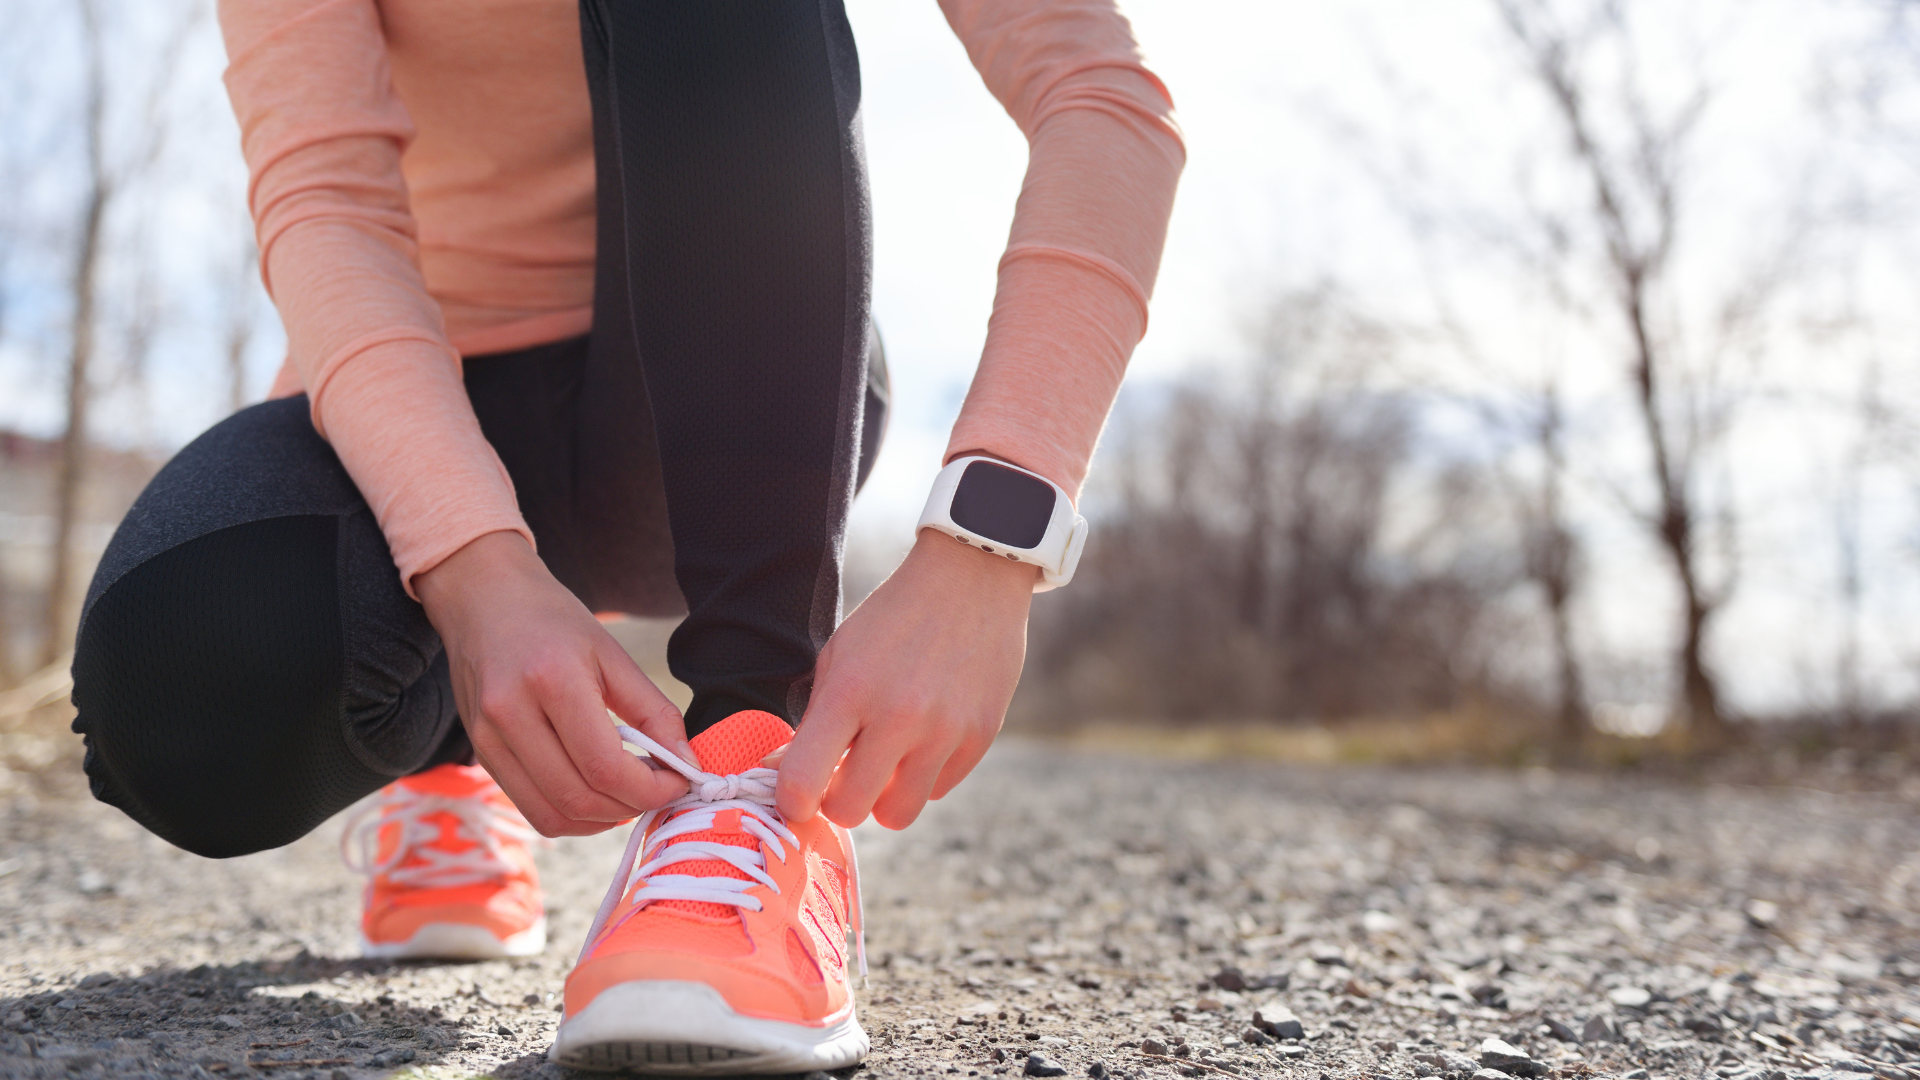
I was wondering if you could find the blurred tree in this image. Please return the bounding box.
[37,0,199,668]
[1022,289,1516,728]
[1491,0,1786,748]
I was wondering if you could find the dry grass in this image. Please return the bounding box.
[1044,704,1738,770]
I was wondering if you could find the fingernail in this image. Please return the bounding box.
[759,745,789,767]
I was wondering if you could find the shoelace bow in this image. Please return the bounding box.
[579,725,865,980]
[341,784,539,889]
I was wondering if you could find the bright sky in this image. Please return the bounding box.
[2,0,1913,715]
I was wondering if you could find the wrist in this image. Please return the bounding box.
[908,527,1041,597]
[416,530,542,615]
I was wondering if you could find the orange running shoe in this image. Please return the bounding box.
[341,762,547,960]
[550,711,867,1074]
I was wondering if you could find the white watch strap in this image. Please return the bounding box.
[916,456,1088,592]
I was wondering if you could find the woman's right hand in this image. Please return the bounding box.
[414,530,695,836]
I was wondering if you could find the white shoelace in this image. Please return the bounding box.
[341,782,538,889]
[579,725,866,980]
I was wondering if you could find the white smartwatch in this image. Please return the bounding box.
[916,456,1088,592]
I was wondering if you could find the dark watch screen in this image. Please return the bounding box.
[950,461,1055,549]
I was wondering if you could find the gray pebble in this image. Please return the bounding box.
[1026,1051,1068,1077]
[1544,1018,1580,1043]
[1253,1007,1305,1041]
[1478,1038,1549,1078]
[1609,987,1654,1010]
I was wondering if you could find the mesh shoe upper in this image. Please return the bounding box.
[343,762,543,946]
[564,712,861,1026]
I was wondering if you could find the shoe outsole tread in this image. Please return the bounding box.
[551,980,867,1076]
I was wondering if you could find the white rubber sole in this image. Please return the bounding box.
[549,980,869,1075]
[359,917,547,960]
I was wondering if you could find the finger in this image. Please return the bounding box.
[869,745,949,830]
[478,674,647,823]
[929,735,992,801]
[466,722,615,838]
[818,724,913,829]
[778,695,862,822]
[595,638,699,774]
[539,659,689,812]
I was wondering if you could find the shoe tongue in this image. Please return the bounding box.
[687,710,793,775]
[643,711,794,920]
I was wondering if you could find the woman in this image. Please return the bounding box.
[69,0,1181,1072]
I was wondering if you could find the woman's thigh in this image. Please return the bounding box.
[71,397,460,859]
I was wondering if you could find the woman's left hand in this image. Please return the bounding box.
[776,529,1035,829]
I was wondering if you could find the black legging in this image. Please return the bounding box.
[68,0,880,860]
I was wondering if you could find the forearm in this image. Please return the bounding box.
[314,344,533,595]
[944,72,1185,495]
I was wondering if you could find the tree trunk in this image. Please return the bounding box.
[41,188,105,667]
[41,1,108,668]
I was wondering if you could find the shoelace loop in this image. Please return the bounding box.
[340,784,537,890]
[579,725,865,982]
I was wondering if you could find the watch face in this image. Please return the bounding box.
[950,461,1055,550]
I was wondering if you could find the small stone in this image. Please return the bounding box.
[1474,1071,1515,1080]
[1280,1046,1311,1059]
[1608,987,1653,1010]
[1213,968,1249,993]
[991,1048,1009,1064]
[213,1015,246,1030]
[1543,1018,1580,1044]
[1361,911,1401,934]
[522,993,541,1006]
[77,973,115,990]
[75,871,112,896]
[1623,1071,1648,1080]
[1026,1052,1068,1077]
[1075,975,1102,990]
[1471,983,1509,1009]
[1194,998,1224,1012]
[495,1023,514,1037]
[1478,1038,1549,1078]
[1832,1064,1875,1075]
[1582,1015,1618,1043]
[1243,1027,1274,1047]
[368,1048,416,1067]
[1252,1008,1305,1040]
[330,1071,349,1080]
[1141,1038,1170,1057]
[1088,1064,1111,1079]
[1251,973,1291,991]
[1745,900,1781,928]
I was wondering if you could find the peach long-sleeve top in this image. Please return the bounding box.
[219,0,1184,596]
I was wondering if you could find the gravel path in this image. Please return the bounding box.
[2,743,1917,1080]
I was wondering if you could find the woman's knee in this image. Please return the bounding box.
[71,514,386,858]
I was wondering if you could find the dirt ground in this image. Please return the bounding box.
[3,740,1918,1080]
